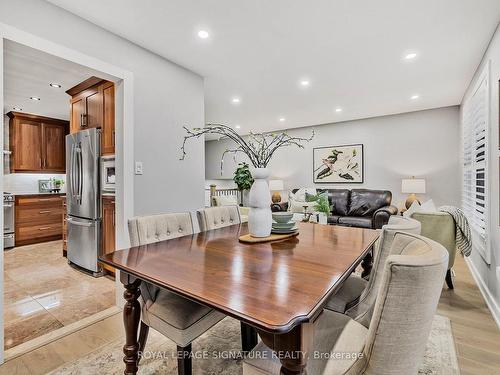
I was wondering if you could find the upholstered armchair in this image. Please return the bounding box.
[325,216,422,327]
[243,232,448,375]
[411,211,457,289]
[128,212,225,375]
[196,205,241,231]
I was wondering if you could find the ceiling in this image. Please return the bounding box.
[46,0,500,133]
[3,40,105,120]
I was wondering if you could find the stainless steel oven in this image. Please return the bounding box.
[4,193,15,248]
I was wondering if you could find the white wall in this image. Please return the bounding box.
[461,24,500,326]
[206,106,461,208]
[0,0,205,216]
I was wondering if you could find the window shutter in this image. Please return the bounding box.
[462,63,489,262]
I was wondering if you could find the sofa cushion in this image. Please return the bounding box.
[338,216,373,228]
[348,189,392,217]
[327,215,341,225]
[324,189,350,216]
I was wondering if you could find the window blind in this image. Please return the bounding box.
[462,66,489,257]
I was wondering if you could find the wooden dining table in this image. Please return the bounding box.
[99,222,379,375]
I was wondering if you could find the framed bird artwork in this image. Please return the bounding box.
[313,144,364,183]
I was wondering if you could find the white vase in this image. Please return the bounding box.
[318,212,328,225]
[248,167,272,237]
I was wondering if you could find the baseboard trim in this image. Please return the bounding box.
[465,257,500,329]
[4,306,121,362]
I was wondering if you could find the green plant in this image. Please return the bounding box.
[314,194,331,215]
[233,163,254,191]
[52,178,65,187]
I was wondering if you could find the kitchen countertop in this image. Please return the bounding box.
[12,192,66,196]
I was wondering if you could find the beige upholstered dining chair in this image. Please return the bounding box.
[128,212,225,375]
[196,205,241,231]
[325,216,421,328]
[243,232,449,375]
[411,211,457,289]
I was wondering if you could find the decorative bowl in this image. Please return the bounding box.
[272,212,293,223]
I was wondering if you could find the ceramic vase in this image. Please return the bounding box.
[248,167,272,237]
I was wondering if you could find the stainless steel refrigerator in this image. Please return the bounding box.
[66,128,102,275]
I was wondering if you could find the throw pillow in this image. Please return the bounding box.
[420,199,437,212]
[288,198,316,213]
[293,187,316,202]
[214,195,238,206]
[403,200,420,218]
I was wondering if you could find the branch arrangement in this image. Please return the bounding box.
[180,124,314,171]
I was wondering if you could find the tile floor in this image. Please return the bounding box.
[3,240,116,350]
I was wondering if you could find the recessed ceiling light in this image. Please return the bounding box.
[231,97,241,104]
[30,97,41,101]
[13,107,22,111]
[300,80,310,87]
[410,94,420,100]
[279,117,286,122]
[49,83,62,88]
[404,52,418,60]
[198,30,209,39]
[235,125,241,129]
[335,108,343,113]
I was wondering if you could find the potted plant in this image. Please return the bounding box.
[314,194,331,224]
[52,178,65,192]
[233,162,254,206]
[181,124,313,237]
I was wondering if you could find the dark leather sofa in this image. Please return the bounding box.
[271,189,398,229]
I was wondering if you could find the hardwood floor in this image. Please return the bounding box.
[1,253,499,374]
[3,240,116,350]
[437,255,500,375]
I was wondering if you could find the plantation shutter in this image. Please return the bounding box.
[462,66,489,257]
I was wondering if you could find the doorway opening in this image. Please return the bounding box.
[1,36,130,361]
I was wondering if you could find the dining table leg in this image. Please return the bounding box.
[361,248,373,279]
[240,322,258,352]
[122,276,142,375]
[258,322,314,375]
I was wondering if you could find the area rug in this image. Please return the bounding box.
[48,315,459,374]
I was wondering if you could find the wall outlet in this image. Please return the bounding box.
[135,161,143,175]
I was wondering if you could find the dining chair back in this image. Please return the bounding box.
[356,232,448,374]
[345,215,421,327]
[243,232,448,375]
[128,212,194,246]
[197,205,241,232]
[128,212,225,375]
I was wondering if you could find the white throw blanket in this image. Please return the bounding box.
[438,206,472,257]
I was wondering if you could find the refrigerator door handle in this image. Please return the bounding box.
[75,143,82,203]
[78,144,84,204]
[67,217,93,227]
[68,143,74,198]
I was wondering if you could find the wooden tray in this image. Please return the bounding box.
[239,231,299,243]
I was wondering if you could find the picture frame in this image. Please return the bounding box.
[313,144,364,183]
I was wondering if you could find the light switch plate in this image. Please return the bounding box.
[135,161,143,175]
[496,266,500,281]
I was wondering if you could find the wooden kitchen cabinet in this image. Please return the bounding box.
[15,194,64,246]
[101,82,115,155]
[101,196,116,274]
[7,112,68,173]
[67,77,115,155]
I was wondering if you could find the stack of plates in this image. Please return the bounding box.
[272,221,298,234]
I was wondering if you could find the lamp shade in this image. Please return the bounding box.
[401,178,426,194]
[269,179,284,191]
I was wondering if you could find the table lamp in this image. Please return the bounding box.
[401,177,426,209]
[269,179,284,203]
